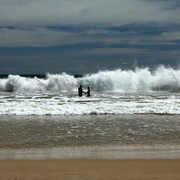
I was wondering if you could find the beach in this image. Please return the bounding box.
[0,160,180,180]
[1,0,180,177]
[0,114,180,179]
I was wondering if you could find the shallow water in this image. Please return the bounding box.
[0,114,180,159]
[0,114,180,149]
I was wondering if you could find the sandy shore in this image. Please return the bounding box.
[0,160,180,180]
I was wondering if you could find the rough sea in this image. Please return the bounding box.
[0,66,180,159]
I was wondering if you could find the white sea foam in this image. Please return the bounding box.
[0,66,180,115]
[82,66,180,92]
[0,91,180,115]
[0,73,78,93]
[0,66,180,93]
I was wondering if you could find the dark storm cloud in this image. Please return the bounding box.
[0,0,179,73]
[0,0,180,48]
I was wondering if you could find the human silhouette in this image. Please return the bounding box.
[78,85,85,97]
[87,86,91,97]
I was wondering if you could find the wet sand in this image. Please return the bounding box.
[1,145,180,159]
[0,160,180,180]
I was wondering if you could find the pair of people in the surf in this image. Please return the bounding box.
[78,85,90,97]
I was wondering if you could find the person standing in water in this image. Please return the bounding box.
[78,85,85,97]
[87,86,91,97]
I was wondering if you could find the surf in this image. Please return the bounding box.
[0,65,180,93]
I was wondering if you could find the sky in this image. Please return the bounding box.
[0,0,180,74]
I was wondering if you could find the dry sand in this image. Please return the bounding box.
[0,160,180,180]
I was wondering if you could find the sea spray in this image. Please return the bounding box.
[44,73,77,92]
[81,66,180,92]
[0,67,180,115]
[151,66,180,91]
[0,66,180,93]
[81,68,152,92]
[0,73,78,93]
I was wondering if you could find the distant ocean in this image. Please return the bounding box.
[0,66,180,159]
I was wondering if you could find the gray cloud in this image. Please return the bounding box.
[0,0,180,26]
[0,0,179,74]
[0,27,86,47]
[0,0,180,47]
[161,31,180,41]
[0,26,180,48]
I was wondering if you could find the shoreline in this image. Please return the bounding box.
[0,159,180,180]
[1,145,180,160]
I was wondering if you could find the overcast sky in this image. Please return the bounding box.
[0,0,180,74]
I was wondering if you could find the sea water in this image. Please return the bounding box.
[0,66,180,159]
[0,66,180,115]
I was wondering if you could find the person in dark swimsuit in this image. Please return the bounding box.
[87,86,91,97]
[78,85,85,97]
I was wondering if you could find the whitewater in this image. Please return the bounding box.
[1,66,180,159]
[0,66,180,115]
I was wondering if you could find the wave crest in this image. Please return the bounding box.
[0,66,180,93]
[81,66,180,92]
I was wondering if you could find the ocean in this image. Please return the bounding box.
[0,66,180,159]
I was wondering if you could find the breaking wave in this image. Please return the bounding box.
[0,66,180,93]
